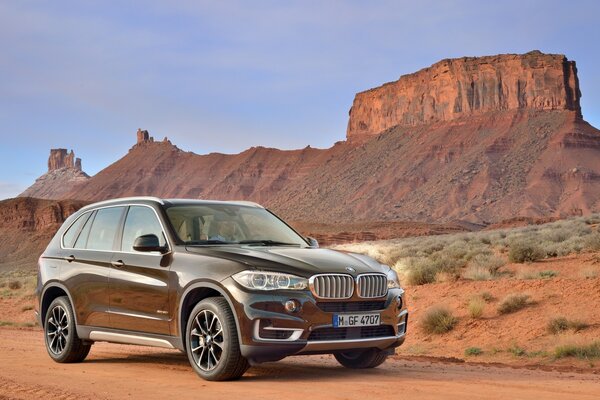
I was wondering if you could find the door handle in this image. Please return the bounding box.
[111,260,125,268]
[64,255,75,262]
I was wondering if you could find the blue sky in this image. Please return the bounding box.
[1,0,599,199]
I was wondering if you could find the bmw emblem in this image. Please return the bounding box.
[346,267,356,273]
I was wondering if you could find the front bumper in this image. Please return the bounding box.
[222,278,408,364]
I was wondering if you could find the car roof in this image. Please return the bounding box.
[79,197,264,212]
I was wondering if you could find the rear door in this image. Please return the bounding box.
[61,206,126,328]
[108,205,172,335]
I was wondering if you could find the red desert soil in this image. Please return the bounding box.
[398,253,600,368]
[0,327,598,400]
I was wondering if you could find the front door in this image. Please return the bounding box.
[108,205,172,335]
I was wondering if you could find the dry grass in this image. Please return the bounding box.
[420,306,458,334]
[508,242,544,263]
[467,296,485,318]
[554,342,600,359]
[333,214,600,286]
[547,317,589,334]
[464,347,483,356]
[497,294,531,314]
[462,265,493,281]
[479,291,494,302]
[8,280,22,290]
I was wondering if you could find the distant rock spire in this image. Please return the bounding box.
[47,149,82,172]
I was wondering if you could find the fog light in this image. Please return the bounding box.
[396,295,403,310]
[284,300,299,313]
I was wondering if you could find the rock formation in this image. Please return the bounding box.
[346,51,581,143]
[18,51,600,226]
[48,149,83,172]
[0,198,87,270]
[19,149,89,199]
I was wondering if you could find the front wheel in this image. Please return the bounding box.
[185,297,249,381]
[44,296,91,363]
[334,348,388,369]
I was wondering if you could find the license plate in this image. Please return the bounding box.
[333,313,380,328]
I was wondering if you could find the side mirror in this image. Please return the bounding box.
[133,234,168,254]
[306,236,319,248]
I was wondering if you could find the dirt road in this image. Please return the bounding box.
[0,328,598,400]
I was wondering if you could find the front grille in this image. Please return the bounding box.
[308,325,395,341]
[357,274,387,298]
[316,301,386,313]
[310,274,354,299]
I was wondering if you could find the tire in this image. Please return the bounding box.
[44,296,91,363]
[185,297,249,381]
[334,348,388,369]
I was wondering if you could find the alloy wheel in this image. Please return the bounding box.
[190,309,224,371]
[46,305,69,355]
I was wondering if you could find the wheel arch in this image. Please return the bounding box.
[40,282,77,328]
[178,281,242,351]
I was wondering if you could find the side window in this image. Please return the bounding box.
[121,206,166,252]
[74,211,95,249]
[62,212,91,248]
[86,207,125,251]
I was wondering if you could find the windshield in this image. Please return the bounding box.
[165,204,307,246]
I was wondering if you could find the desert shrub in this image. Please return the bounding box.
[517,270,558,280]
[468,297,485,318]
[538,270,558,279]
[497,294,530,314]
[471,254,506,275]
[547,317,569,334]
[508,241,544,263]
[464,347,483,356]
[421,306,458,334]
[548,317,589,334]
[584,232,600,251]
[554,342,600,359]
[508,345,527,357]
[462,265,493,281]
[8,280,22,290]
[405,262,437,285]
[479,291,494,302]
[21,305,34,312]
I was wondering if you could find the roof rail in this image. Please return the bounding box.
[80,196,164,211]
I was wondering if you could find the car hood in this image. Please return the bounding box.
[184,245,388,277]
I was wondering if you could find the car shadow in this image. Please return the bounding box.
[84,351,398,382]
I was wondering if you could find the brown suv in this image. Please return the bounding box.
[35,197,407,380]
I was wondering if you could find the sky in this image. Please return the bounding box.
[1,0,599,199]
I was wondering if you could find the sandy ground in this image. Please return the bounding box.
[0,327,598,400]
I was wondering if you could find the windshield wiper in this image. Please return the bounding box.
[238,240,301,246]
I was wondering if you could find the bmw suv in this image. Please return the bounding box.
[35,197,407,381]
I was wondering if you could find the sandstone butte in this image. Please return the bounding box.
[19,148,89,199]
[16,51,600,231]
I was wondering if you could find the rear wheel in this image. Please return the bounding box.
[334,348,388,369]
[44,296,91,363]
[185,297,249,381]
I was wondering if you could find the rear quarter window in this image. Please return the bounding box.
[62,212,92,248]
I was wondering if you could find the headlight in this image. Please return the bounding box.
[385,267,401,289]
[232,271,308,291]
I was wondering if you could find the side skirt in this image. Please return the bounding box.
[77,325,184,350]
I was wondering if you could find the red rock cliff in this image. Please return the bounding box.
[346,51,581,143]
